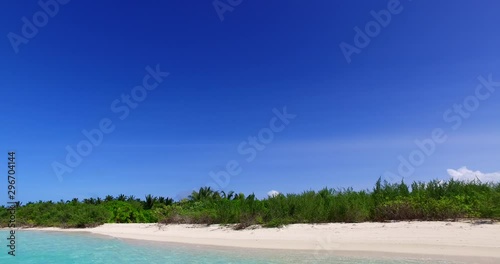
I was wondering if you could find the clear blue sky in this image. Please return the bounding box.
[1,0,500,202]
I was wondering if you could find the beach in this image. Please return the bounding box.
[24,221,500,262]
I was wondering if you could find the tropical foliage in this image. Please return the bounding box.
[1,179,499,228]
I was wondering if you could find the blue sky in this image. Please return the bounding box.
[1,0,500,202]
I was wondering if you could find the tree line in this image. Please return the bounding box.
[1,179,499,229]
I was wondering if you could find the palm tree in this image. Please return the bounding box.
[246,193,255,201]
[189,187,219,201]
[143,194,157,209]
[210,190,238,200]
[188,190,201,201]
[104,195,114,202]
[117,194,127,201]
[234,193,245,200]
[157,196,174,206]
[212,191,222,200]
[127,195,136,202]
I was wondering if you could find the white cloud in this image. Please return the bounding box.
[447,166,500,183]
[267,190,280,197]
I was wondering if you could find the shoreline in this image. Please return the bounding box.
[8,221,500,262]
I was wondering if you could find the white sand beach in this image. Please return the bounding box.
[25,221,500,261]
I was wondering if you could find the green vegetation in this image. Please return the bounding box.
[1,179,499,229]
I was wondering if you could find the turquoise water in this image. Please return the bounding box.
[0,231,460,263]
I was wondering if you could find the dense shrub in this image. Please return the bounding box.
[1,180,499,229]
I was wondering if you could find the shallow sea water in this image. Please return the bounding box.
[0,230,465,263]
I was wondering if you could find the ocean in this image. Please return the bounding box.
[0,230,460,263]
